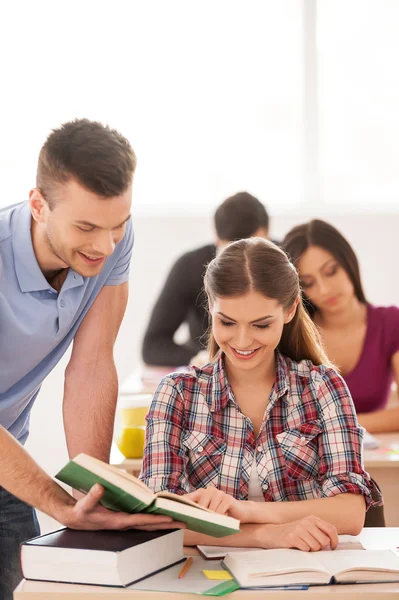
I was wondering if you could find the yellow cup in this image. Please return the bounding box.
[116,394,153,458]
[116,426,146,459]
[120,406,149,427]
[119,393,153,426]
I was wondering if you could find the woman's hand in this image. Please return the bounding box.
[185,489,338,551]
[259,515,338,552]
[185,487,254,522]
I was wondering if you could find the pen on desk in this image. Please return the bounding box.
[178,557,193,579]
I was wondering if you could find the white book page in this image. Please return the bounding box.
[198,545,258,559]
[199,535,363,559]
[74,454,154,504]
[334,535,364,551]
[155,494,240,528]
[226,549,330,577]
[156,491,214,512]
[313,550,399,577]
[155,497,239,529]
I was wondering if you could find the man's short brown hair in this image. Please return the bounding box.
[36,119,136,205]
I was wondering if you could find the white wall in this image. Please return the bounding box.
[26,212,399,532]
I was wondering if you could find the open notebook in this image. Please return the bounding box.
[56,453,240,537]
[223,548,399,587]
[363,430,381,449]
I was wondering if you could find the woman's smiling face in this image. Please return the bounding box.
[210,290,297,373]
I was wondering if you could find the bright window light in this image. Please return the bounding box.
[318,1,399,210]
[0,1,303,214]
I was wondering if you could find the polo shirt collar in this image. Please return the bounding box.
[12,202,84,293]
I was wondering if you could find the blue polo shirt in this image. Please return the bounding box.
[0,202,134,444]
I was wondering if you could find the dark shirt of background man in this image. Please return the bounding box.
[142,192,272,367]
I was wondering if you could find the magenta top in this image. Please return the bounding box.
[343,304,399,413]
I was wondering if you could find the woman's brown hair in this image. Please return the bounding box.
[204,237,331,366]
[282,219,367,316]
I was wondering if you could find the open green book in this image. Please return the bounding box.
[56,454,240,538]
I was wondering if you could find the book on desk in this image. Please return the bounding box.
[56,453,240,537]
[20,527,184,587]
[223,547,399,588]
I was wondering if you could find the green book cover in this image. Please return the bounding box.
[56,455,240,538]
[145,503,239,537]
[56,461,150,513]
[202,580,240,596]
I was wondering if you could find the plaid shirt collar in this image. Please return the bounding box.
[208,349,290,413]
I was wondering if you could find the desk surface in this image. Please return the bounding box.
[14,528,399,599]
[363,433,399,468]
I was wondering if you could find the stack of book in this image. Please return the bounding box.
[21,528,184,587]
[20,452,240,588]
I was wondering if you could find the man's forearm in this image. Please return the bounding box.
[245,493,365,535]
[63,358,118,462]
[0,425,75,521]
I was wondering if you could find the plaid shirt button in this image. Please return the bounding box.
[196,446,204,453]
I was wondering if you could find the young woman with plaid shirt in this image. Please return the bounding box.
[140,238,381,551]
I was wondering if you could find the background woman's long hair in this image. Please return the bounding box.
[204,238,331,366]
[282,219,367,316]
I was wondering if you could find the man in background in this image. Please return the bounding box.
[0,119,179,599]
[142,192,272,367]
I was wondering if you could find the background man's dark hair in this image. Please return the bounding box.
[36,118,137,206]
[214,192,269,242]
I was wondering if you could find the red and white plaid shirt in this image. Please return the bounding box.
[141,352,381,509]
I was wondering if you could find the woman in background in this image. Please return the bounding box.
[283,219,399,433]
[140,238,380,550]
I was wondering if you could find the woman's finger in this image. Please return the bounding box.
[291,536,311,552]
[217,498,234,515]
[208,492,226,512]
[185,490,201,502]
[307,523,331,550]
[313,519,339,549]
[298,528,323,552]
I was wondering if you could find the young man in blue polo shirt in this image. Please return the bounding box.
[0,119,179,598]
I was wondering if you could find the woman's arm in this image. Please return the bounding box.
[246,493,365,533]
[140,376,190,494]
[357,351,399,433]
[184,516,339,552]
[186,488,364,535]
